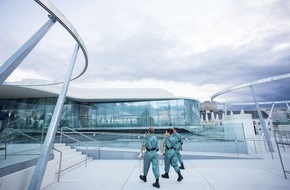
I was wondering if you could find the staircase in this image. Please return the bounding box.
[53,143,93,176]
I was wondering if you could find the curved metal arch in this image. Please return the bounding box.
[227,100,290,106]
[211,72,290,102]
[35,0,88,82]
[210,73,290,154]
[5,0,88,86]
[35,0,88,67]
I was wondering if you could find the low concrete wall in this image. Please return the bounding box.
[86,148,139,159]
[0,159,57,190]
[82,141,250,160]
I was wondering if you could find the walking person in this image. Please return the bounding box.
[139,127,160,188]
[173,127,185,169]
[161,128,183,182]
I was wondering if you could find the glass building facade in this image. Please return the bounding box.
[0,98,200,130]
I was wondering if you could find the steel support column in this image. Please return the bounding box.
[266,102,276,129]
[28,44,80,190]
[0,17,56,84]
[250,85,274,152]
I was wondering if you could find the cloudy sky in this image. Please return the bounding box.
[1,0,290,103]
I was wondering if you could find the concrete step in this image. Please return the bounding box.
[61,150,82,161]
[53,143,72,151]
[53,143,93,177]
[61,154,87,170]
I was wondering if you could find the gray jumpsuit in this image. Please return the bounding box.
[164,135,180,173]
[173,131,183,164]
[143,134,160,179]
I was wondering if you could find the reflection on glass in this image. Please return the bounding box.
[0,98,200,129]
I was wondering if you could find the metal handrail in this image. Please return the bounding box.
[274,130,290,179]
[60,127,99,147]
[1,128,63,180]
[52,148,62,182]
[6,128,42,143]
[58,131,88,167]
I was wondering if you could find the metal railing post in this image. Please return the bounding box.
[235,138,239,157]
[57,151,63,182]
[60,127,63,143]
[52,148,63,182]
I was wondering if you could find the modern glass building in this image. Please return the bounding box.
[0,84,200,131]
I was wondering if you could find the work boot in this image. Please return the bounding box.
[179,163,185,170]
[161,172,169,179]
[139,175,147,182]
[177,172,183,182]
[152,178,160,188]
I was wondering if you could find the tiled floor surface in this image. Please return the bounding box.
[42,150,290,190]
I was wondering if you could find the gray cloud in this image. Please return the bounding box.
[1,0,290,102]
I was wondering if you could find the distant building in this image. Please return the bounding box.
[271,109,290,124]
[200,107,275,138]
[199,101,218,112]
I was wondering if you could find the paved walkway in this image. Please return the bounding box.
[42,150,290,190]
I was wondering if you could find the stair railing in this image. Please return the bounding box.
[60,127,100,147]
[1,128,63,181]
[57,131,89,167]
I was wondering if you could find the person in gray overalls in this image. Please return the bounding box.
[173,127,185,169]
[161,128,183,181]
[139,127,160,188]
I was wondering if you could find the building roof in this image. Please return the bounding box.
[0,83,197,103]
